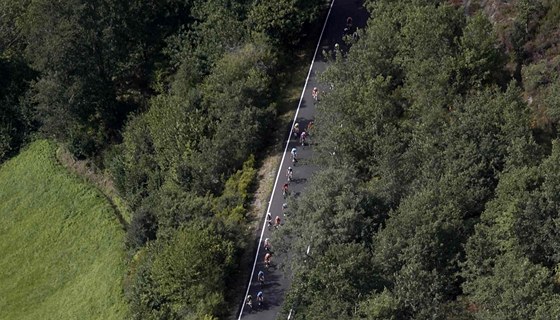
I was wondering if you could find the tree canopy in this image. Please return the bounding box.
[277,1,560,319]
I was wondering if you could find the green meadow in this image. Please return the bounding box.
[0,140,127,319]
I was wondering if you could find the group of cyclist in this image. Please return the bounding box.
[293,120,314,150]
[246,76,319,315]
[266,211,282,230]
[245,15,359,318]
[246,244,274,310]
[245,291,264,310]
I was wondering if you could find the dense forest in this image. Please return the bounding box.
[3,0,560,319]
[276,0,560,319]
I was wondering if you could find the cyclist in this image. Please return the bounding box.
[307,120,314,133]
[266,212,273,230]
[246,294,253,310]
[312,87,319,101]
[264,238,271,252]
[344,16,354,35]
[293,123,300,138]
[264,252,272,269]
[286,166,293,182]
[258,270,265,287]
[282,183,289,198]
[274,215,281,229]
[256,291,264,307]
[300,130,307,146]
[291,147,297,165]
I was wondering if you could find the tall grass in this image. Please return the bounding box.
[0,140,127,320]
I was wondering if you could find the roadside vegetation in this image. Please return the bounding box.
[0,0,327,318]
[0,140,127,320]
[275,0,560,319]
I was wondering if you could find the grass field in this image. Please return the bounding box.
[0,140,127,320]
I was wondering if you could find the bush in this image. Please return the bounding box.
[126,203,158,252]
[129,224,236,318]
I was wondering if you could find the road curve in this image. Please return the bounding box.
[237,1,369,319]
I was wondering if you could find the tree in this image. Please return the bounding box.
[247,0,323,46]
[149,223,235,318]
[395,3,464,122]
[284,243,381,320]
[357,289,402,320]
[0,57,34,162]
[275,167,386,319]
[455,12,507,92]
[117,115,163,209]
[463,252,557,320]
[22,0,118,157]
[187,42,276,193]
[464,140,560,283]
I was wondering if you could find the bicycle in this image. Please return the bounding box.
[274,216,281,229]
[256,291,264,308]
[291,147,298,166]
[264,252,272,270]
[282,183,289,199]
[258,270,265,287]
[246,295,253,311]
[264,238,272,252]
[286,167,293,182]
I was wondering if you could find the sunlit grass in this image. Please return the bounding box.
[0,140,127,320]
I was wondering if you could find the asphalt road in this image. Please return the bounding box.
[237,1,369,319]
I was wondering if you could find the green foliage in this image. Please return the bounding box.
[371,183,467,319]
[118,115,163,209]
[127,219,238,319]
[275,167,384,318]
[1,0,332,318]
[214,154,257,217]
[461,141,560,318]
[189,0,248,72]
[12,0,202,158]
[0,140,127,319]
[0,57,34,162]
[456,12,507,91]
[542,74,560,124]
[126,203,158,252]
[357,290,401,320]
[150,224,235,317]
[21,0,118,157]
[463,252,558,320]
[118,41,276,201]
[464,140,560,280]
[124,154,256,318]
[283,1,560,319]
[247,0,323,46]
[286,243,379,320]
[197,42,276,164]
[275,167,379,260]
[0,0,28,56]
[396,3,463,115]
